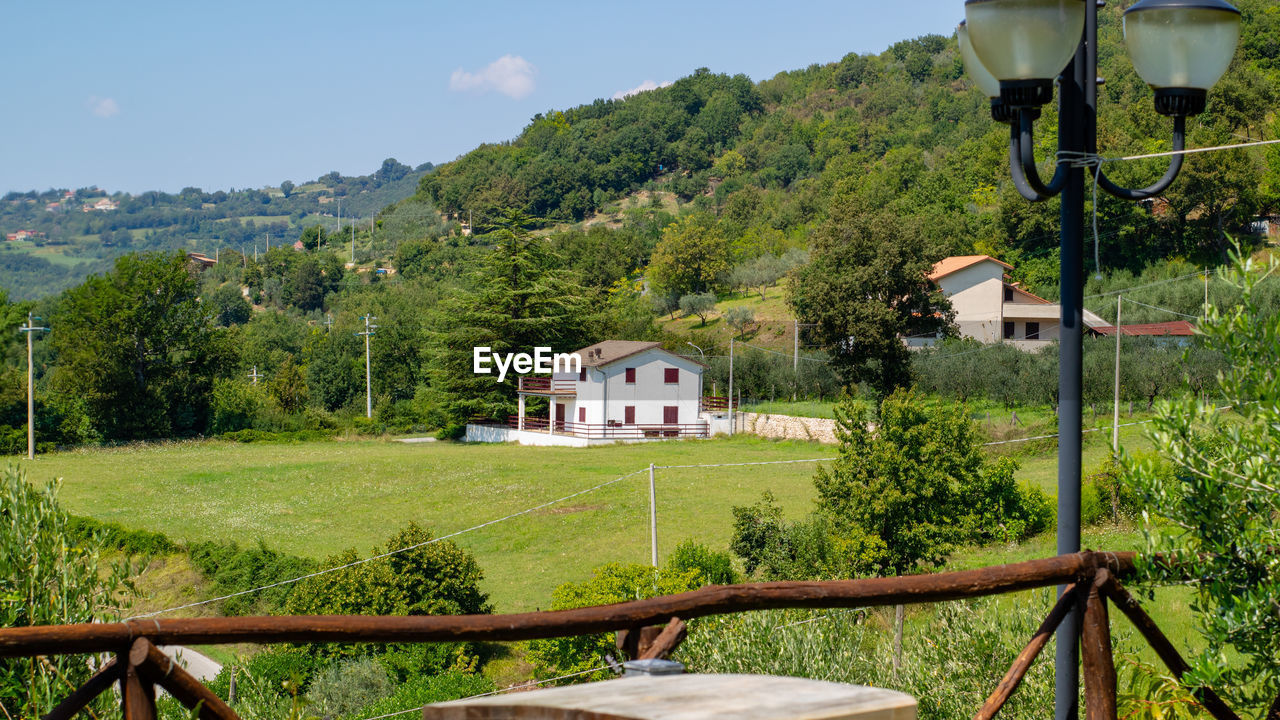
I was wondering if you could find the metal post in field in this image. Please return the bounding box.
[649,463,658,567]
[356,315,377,418]
[893,604,904,675]
[19,313,48,461]
[727,339,735,435]
[1112,296,1122,453]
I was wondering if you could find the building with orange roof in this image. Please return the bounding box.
[913,255,1107,350]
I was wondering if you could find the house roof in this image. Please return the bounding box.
[572,340,705,368]
[1093,320,1197,337]
[928,255,1013,281]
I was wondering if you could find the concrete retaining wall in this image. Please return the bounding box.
[737,412,837,444]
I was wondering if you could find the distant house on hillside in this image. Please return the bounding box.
[909,255,1108,350]
[82,198,118,212]
[6,230,44,242]
[186,252,217,269]
[466,340,731,446]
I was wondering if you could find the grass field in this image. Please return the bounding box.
[14,436,835,612]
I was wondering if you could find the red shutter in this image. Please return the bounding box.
[578,407,585,422]
[624,406,635,424]
[625,368,636,383]
[664,368,679,384]
[579,368,586,381]
[663,406,678,424]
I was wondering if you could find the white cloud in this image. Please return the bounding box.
[612,80,672,100]
[449,55,536,100]
[87,96,120,118]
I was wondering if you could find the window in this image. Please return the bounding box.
[1003,321,1015,340]
[578,407,585,423]
[579,368,586,382]
[625,368,636,384]
[1004,286,1014,302]
[1026,322,1040,339]
[624,406,636,424]
[664,368,679,384]
[663,406,678,424]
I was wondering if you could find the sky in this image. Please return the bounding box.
[1,1,966,195]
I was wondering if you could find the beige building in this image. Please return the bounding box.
[911,255,1106,351]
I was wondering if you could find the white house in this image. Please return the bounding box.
[910,255,1107,351]
[466,340,730,446]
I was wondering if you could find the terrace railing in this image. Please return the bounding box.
[699,396,735,412]
[517,377,578,395]
[510,416,710,439]
[3,551,1262,720]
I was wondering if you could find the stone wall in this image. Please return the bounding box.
[737,412,837,444]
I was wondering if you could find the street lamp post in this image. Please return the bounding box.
[960,2,1240,718]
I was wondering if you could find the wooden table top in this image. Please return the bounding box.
[422,673,917,720]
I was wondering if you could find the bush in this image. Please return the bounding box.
[730,493,887,580]
[66,515,178,556]
[210,377,269,434]
[348,673,496,720]
[205,648,325,701]
[306,657,394,719]
[187,540,316,615]
[665,539,738,585]
[1081,457,1143,526]
[527,563,702,680]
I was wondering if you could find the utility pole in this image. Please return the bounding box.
[727,339,735,435]
[19,313,49,460]
[648,463,658,567]
[324,313,333,333]
[351,220,356,264]
[247,366,262,385]
[1203,267,1210,320]
[1112,296,1122,454]
[357,315,378,418]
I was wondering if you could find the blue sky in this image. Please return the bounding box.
[1,1,965,195]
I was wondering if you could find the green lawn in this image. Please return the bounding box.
[13,436,834,612]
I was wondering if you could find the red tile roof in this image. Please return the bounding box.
[928,255,1013,281]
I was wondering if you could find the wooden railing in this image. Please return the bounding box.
[510,416,710,439]
[517,377,578,394]
[699,396,735,412]
[2,551,1259,720]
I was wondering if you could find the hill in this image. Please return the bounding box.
[0,158,435,299]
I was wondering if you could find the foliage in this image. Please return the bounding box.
[66,515,178,556]
[347,673,495,720]
[723,306,755,336]
[49,252,233,439]
[678,291,716,326]
[789,203,953,397]
[285,522,490,658]
[305,656,394,719]
[729,254,788,300]
[526,562,702,680]
[1127,249,1280,713]
[268,353,309,414]
[648,214,730,297]
[1080,457,1144,526]
[0,467,132,715]
[210,377,270,433]
[729,492,888,580]
[677,593,1059,720]
[813,390,1050,574]
[664,539,738,585]
[206,282,252,326]
[187,539,317,615]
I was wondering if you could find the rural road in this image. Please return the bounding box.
[158,645,222,682]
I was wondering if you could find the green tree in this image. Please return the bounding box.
[49,252,231,439]
[1127,249,1280,715]
[268,353,308,414]
[0,468,131,715]
[724,306,755,337]
[428,211,594,422]
[679,292,716,326]
[788,202,953,397]
[279,180,294,198]
[206,282,251,326]
[648,214,730,297]
[730,254,787,300]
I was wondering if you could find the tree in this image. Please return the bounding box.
[679,292,716,326]
[428,210,594,422]
[724,306,755,336]
[730,254,787,300]
[788,201,953,397]
[207,282,251,326]
[268,353,308,414]
[1127,249,1280,715]
[648,213,730,298]
[0,467,131,715]
[813,390,1049,574]
[49,252,231,439]
[279,180,294,198]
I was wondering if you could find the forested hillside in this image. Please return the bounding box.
[2,3,1278,449]
[0,159,433,299]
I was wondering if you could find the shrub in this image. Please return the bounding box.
[679,292,717,326]
[210,377,268,434]
[526,563,702,680]
[730,493,887,580]
[0,468,132,715]
[665,539,738,585]
[65,515,178,556]
[306,657,394,719]
[187,540,316,615]
[348,673,496,720]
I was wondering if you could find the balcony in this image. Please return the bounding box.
[507,416,709,439]
[517,377,577,395]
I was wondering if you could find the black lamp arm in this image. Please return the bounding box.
[1010,108,1070,202]
[1092,115,1186,201]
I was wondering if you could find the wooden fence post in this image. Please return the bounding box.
[1082,570,1117,720]
[120,642,155,720]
